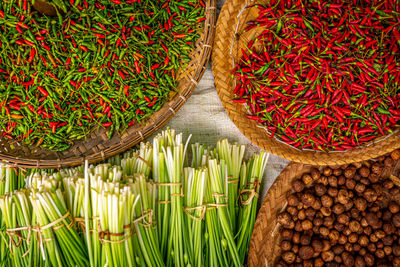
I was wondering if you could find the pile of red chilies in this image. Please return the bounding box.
[233,0,400,151]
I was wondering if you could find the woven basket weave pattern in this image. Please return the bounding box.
[212,0,400,165]
[0,1,216,168]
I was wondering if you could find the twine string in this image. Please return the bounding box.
[5,211,73,257]
[183,205,206,221]
[239,177,260,206]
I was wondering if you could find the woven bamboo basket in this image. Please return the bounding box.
[212,0,400,166]
[0,1,216,169]
[247,157,400,266]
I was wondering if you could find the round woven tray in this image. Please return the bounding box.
[247,158,400,266]
[0,1,216,169]
[212,0,400,165]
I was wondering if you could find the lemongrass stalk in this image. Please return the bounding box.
[13,191,36,266]
[153,133,170,259]
[110,191,124,266]
[0,165,32,267]
[84,161,94,267]
[99,190,114,266]
[132,175,164,267]
[0,193,23,266]
[217,140,245,232]
[121,185,140,267]
[121,142,153,176]
[208,159,241,267]
[163,130,191,267]
[204,169,226,267]
[191,143,216,168]
[183,167,206,267]
[89,172,104,266]
[236,152,269,264]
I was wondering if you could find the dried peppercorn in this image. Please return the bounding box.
[276,149,400,266]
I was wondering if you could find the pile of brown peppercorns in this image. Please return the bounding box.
[275,149,400,267]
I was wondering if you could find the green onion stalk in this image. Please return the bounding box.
[208,159,241,267]
[183,167,207,267]
[132,174,164,267]
[191,143,213,169]
[217,140,245,233]
[163,130,191,267]
[236,152,269,265]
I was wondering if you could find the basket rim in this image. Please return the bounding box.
[0,0,216,169]
[247,161,305,267]
[212,0,400,165]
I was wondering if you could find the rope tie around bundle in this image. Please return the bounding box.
[239,177,260,206]
[136,156,152,169]
[183,205,207,221]
[97,209,154,244]
[227,175,240,184]
[206,192,229,210]
[97,224,134,245]
[155,182,184,201]
[5,211,74,254]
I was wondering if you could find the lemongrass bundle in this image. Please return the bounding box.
[0,165,33,266]
[0,190,38,267]
[183,167,207,267]
[217,140,245,233]
[162,130,191,267]
[0,128,270,267]
[132,174,164,267]
[236,152,269,264]
[208,159,241,267]
[152,131,170,259]
[31,188,89,266]
[89,164,124,266]
[97,184,139,266]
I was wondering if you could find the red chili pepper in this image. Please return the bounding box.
[41,43,51,51]
[118,70,125,80]
[37,86,49,97]
[9,104,20,110]
[80,45,88,52]
[134,61,141,74]
[10,114,23,119]
[28,48,35,63]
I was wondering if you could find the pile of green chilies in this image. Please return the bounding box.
[0,129,268,266]
[0,0,205,151]
[233,0,400,151]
